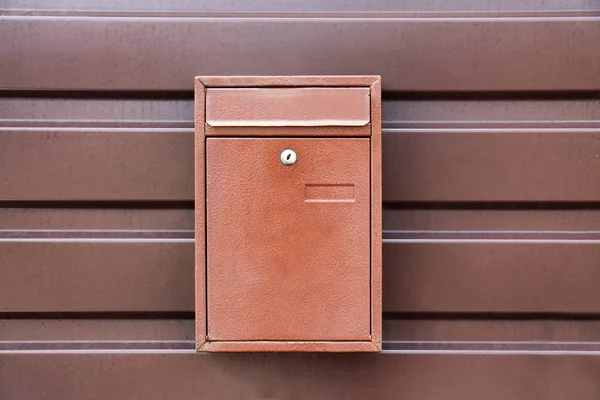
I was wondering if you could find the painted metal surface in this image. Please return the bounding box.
[2,0,600,396]
[196,76,381,352]
[205,88,370,127]
[3,353,600,400]
[2,100,600,316]
[1,17,599,91]
[206,138,371,342]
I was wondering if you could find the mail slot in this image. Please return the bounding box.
[195,76,382,352]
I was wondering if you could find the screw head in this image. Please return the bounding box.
[280,149,297,166]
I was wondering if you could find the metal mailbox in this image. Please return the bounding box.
[195,76,381,352]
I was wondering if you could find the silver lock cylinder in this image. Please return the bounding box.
[280,149,297,165]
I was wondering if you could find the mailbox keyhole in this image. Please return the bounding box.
[280,149,297,166]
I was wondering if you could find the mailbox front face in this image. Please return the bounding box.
[195,76,381,352]
[207,138,371,342]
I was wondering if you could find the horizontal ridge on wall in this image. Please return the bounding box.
[1,13,599,91]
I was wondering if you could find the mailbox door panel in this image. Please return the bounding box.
[206,137,371,341]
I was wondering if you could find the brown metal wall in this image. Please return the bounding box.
[1,1,600,398]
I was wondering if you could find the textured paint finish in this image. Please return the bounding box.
[5,0,600,394]
[0,130,193,201]
[206,138,371,341]
[4,353,600,400]
[196,76,382,352]
[206,88,370,127]
[0,241,194,312]
[2,17,599,91]
[383,130,600,202]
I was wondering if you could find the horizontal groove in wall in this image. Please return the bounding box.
[6,317,600,351]
[0,230,193,239]
[4,202,600,212]
[7,312,600,321]
[3,12,600,19]
[4,341,600,352]
[0,340,195,351]
[382,342,600,352]
[383,313,600,321]
[0,312,194,320]
[2,90,600,101]
[383,202,600,211]
[0,201,195,209]
[3,229,600,241]
[4,209,600,239]
[382,91,600,101]
[0,90,194,100]
[13,121,600,130]
[3,0,599,14]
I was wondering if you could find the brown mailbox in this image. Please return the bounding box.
[195,76,381,352]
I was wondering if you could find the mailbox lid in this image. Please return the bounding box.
[205,87,370,129]
[206,137,371,341]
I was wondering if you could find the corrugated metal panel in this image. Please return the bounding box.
[2,0,600,397]
[3,98,600,201]
[1,16,599,91]
[2,353,600,399]
[1,96,599,314]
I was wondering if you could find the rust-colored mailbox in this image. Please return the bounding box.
[195,76,381,352]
